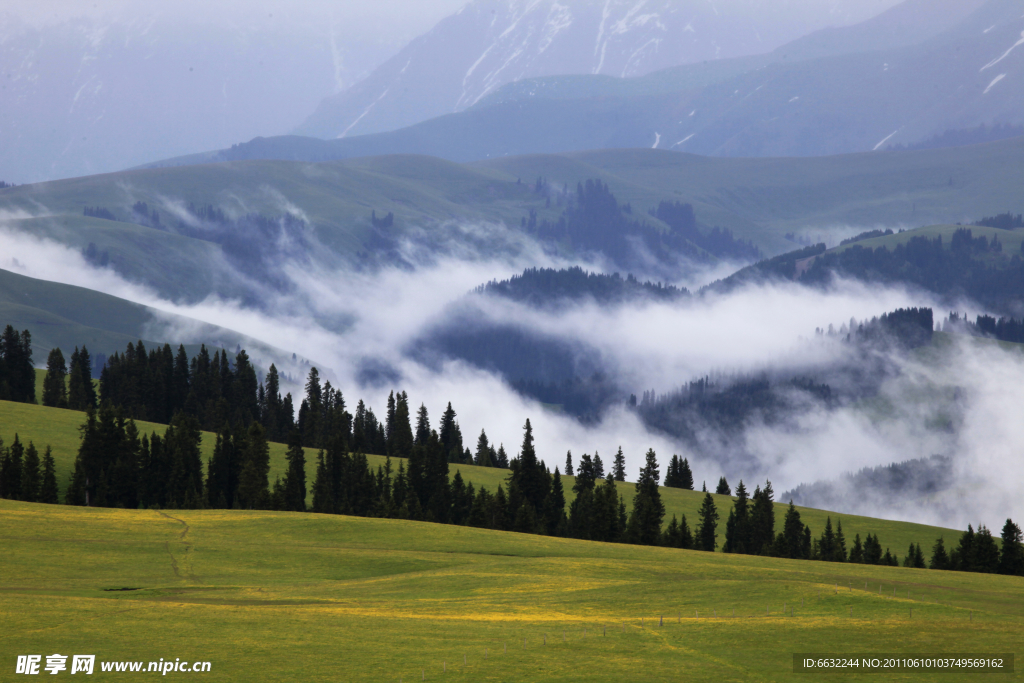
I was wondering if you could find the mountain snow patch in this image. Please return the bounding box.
[983,73,1006,94]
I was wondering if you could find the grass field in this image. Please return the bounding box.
[0,499,1020,681]
[1,399,962,560]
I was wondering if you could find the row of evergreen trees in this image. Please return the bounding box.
[0,436,60,503]
[42,346,99,410]
[928,523,1024,575]
[9,402,1023,576]
[40,337,516,475]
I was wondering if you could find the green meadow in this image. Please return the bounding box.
[0,499,1020,682]
[2,399,964,560]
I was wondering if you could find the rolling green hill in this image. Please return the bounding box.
[0,499,1019,682]
[480,142,1024,251]
[0,268,303,377]
[0,399,962,558]
[831,223,1024,256]
[4,140,1024,304]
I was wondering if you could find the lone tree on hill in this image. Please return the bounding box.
[612,447,626,481]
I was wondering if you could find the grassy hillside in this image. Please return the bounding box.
[0,499,1020,681]
[0,268,298,370]
[3,140,1023,302]
[831,223,1024,257]
[0,399,961,558]
[481,141,1024,252]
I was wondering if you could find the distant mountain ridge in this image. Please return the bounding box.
[137,0,1019,167]
[294,0,905,140]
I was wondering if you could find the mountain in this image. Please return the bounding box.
[294,0,904,140]
[141,0,1017,167]
[0,10,405,184]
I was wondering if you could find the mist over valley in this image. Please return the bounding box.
[2,5,1023,677]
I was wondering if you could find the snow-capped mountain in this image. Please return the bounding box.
[295,0,903,140]
[0,12,400,183]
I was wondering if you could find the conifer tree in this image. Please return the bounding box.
[679,457,694,490]
[591,473,623,542]
[302,367,322,447]
[165,412,203,509]
[833,519,848,562]
[67,346,97,411]
[723,481,751,554]
[715,476,731,495]
[750,481,775,555]
[612,446,626,481]
[665,515,681,547]
[438,402,462,462]
[474,429,492,467]
[385,391,397,455]
[20,441,41,503]
[850,534,864,563]
[998,519,1024,576]
[391,392,414,459]
[626,448,664,546]
[593,452,604,480]
[282,429,306,512]
[311,451,331,513]
[972,525,1001,573]
[509,419,548,515]
[663,513,693,549]
[564,450,573,476]
[663,455,679,487]
[494,444,509,469]
[0,326,34,402]
[42,348,69,408]
[864,533,883,565]
[0,434,24,499]
[39,446,58,504]
[696,492,719,551]
[779,501,806,559]
[545,467,567,535]
[929,537,949,570]
[206,426,238,508]
[415,404,430,446]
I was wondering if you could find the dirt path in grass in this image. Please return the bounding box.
[157,511,198,583]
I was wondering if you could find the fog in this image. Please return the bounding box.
[3,214,1020,530]
[0,0,466,183]
[0,0,911,183]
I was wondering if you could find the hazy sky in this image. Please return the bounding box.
[4,0,469,34]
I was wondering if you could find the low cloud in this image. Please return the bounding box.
[2,214,1021,530]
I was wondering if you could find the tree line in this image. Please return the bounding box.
[523,179,760,268]
[477,266,688,305]
[7,329,1023,575]
[0,436,60,504]
[4,400,1022,576]
[942,311,1024,345]
[797,233,1024,314]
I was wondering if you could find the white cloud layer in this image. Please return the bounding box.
[1,218,1020,530]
